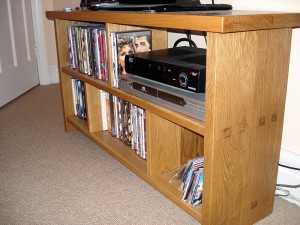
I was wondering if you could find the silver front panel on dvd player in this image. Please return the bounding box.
[119,73,205,121]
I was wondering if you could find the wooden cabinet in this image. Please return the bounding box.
[46,10,300,225]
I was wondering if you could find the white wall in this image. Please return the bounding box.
[43,0,80,84]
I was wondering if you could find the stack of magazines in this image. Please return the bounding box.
[179,156,204,206]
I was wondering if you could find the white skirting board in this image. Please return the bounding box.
[277,149,300,206]
[49,65,59,84]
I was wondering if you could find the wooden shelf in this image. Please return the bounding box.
[63,67,205,136]
[46,10,300,33]
[68,115,203,222]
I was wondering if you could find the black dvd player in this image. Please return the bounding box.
[125,47,206,93]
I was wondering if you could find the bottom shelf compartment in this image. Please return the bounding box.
[67,116,147,176]
[67,115,203,222]
[151,169,203,222]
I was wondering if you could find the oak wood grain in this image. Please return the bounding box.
[203,28,292,225]
[54,19,80,131]
[47,10,300,33]
[85,83,102,132]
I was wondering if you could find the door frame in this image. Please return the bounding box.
[31,0,50,85]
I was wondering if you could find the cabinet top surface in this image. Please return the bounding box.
[46,10,300,33]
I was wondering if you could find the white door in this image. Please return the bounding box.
[0,0,39,107]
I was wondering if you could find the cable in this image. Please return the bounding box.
[203,31,207,45]
[279,163,300,171]
[185,30,191,40]
[275,163,300,202]
[275,186,300,203]
[184,30,193,47]
[277,184,300,188]
[276,183,300,203]
[173,38,197,48]
[275,187,290,197]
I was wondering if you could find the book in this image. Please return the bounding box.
[81,81,87,119]
[100,90,108,130]
[117,97,123,140]
[71,78,77,115]
[100,92,146,159]
[99,29,108,81]
[67,24,107,78]
[130,104,138,151]
[140,108,146,159]
[92,28,101,78]
[123,100,132,146]
[67,26,75,69]
[110,32,118,86]
[179,156,204,206]
[110,30,152,87]
[91,27,108,80]
[109,94,115,136]
[113,96,119,138]
[73,79,86,120]
[105,92,111,133]
[80,27,89,75]
[189,169,204,206]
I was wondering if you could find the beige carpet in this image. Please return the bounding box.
[0,84,299,225]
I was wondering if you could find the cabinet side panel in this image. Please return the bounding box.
[203,29,292,225]
[54,19,80,132]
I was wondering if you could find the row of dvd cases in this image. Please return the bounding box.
[71,78,146,160]
[67,24,108,81]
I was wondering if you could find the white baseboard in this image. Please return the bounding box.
[49,65,59,84]
[277,149,300,206]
